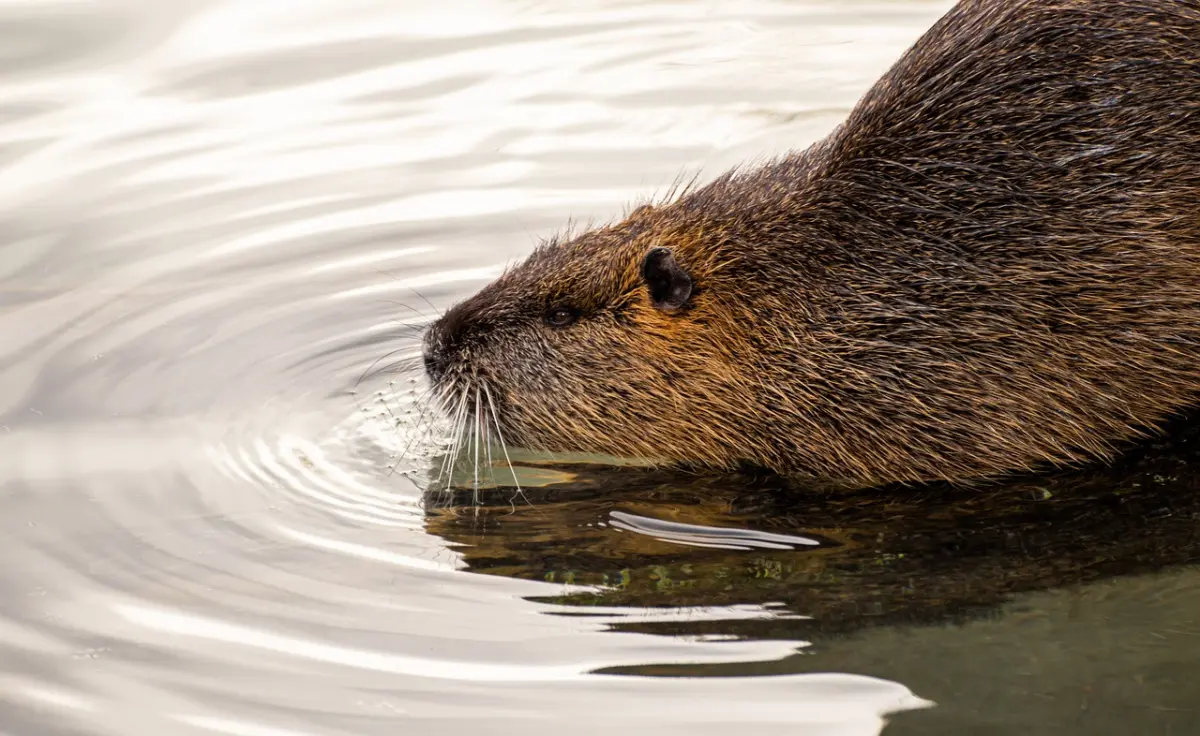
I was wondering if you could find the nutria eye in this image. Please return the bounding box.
[543,305,579,328]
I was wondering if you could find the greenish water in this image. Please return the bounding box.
[1,0,1197,734]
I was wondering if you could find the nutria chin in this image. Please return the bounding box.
[421,0,1200,487]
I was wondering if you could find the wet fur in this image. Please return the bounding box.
[423,0,1200,487]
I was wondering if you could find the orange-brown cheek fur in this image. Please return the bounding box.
[579,299,769,466]
[493,293,757,469]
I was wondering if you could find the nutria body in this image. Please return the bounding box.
[422,0,1200,487]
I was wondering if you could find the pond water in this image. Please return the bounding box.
[2,1,1199,734]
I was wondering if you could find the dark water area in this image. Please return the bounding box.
[2,1,1198,734]
[434,420,1200,733]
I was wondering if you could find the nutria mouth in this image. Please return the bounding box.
[421,0,1200,488]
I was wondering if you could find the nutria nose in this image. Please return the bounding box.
[422,299,483,383]
[423,347,447,382]
[422,325,449,382]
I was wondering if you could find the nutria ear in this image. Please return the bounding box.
[642,247,692,312]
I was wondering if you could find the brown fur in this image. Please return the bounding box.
[422,0,1200,487]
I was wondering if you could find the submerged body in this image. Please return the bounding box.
[422,0,1200,487]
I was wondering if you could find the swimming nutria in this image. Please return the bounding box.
[421,0,1200,487]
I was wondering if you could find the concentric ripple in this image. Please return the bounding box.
[0,1,956,734]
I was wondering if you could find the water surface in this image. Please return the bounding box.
[2,1,1198,735]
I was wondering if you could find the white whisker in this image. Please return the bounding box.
[356,347,420,389]
[450,387,472,482]
[483,383,531,510]
[437,386,471,487]
[473,387,482,506]
[483,392,494,495]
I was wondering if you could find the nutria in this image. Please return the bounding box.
[421,0,1200,487]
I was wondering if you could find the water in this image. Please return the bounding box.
[2,1,1198,734]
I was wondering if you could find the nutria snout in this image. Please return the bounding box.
[422,0,1200,487]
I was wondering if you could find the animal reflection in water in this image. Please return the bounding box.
[419,413,1200,645]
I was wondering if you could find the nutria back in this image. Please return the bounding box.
[422,0,1200,487]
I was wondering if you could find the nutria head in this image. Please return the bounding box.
[421,203,777,473]
[421,0,1200,487]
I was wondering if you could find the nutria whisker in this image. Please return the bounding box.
[449,381,473,484]
[355,347,417,392]
[405,288,439,317]
[430,384,453,485]
[374,304,434,329]
[436,384,472,488]
[482,389,496,496]
[483,383,528,510]
[373,274,440,319]
[472,387,483,504]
